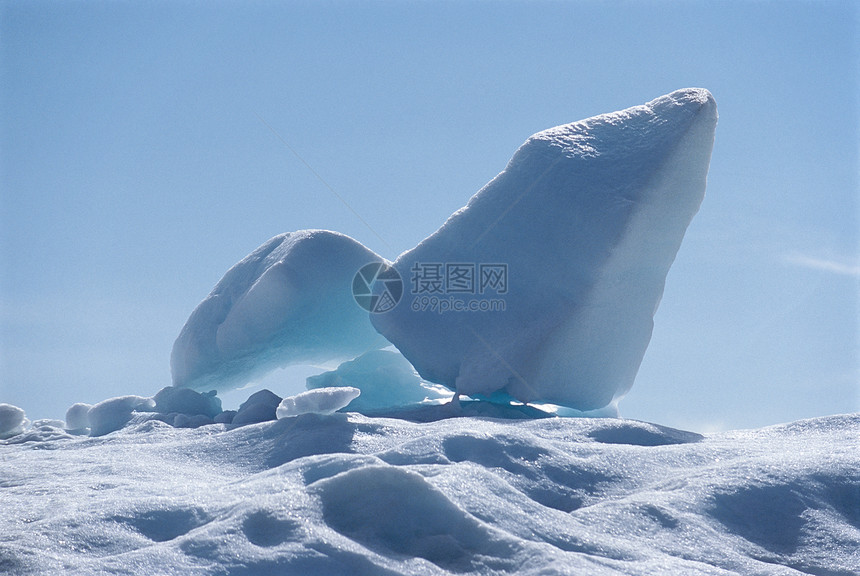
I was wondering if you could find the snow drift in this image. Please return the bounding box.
[1,409,856,575]
[372,88,718,411]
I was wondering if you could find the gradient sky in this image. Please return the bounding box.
[1,0,857,431]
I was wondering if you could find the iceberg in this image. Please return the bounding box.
[372,88,717,411]
[171,230,390,392]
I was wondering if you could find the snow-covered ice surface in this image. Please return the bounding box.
[1,411,857,575]
[171,230,389,392]
[373,88,717,411]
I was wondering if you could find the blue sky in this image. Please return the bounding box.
[1,0,857,431]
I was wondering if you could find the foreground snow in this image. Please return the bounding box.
[2,410,857,575]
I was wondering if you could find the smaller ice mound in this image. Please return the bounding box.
[231,389,282,427]
[64,403,92,432]
[276,387,361,418]
[0,403,27,439]
[306,350,450,413]
[87,396,155,437]
[153,387,222,419]
[171,230,390,393]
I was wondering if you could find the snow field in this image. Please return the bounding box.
[1,412,857,575]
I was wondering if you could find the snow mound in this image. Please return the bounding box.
[153,387,222,419]
[276,387,361,418]
[306,349,450,412]
[171,230,390,392]
[64,403,92,432]
[87,395,155,437]
[313,465,517,572]
[372,88,718,411]
[231,389,282,427]
[0,403,27,439]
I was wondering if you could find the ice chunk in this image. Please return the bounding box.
[306,349,450,412]
[214,410,236,424]
[371,88,717,411]
[153,387,221,419]
[0,403,27,439]
[231,389,282,427]
[64,403,92,431]
[171,230,390,392]
[275,387,361,418]
[87,395,155,437]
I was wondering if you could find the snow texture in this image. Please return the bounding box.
[87,395,155,437]
[1,410,856,575]
[0,403,27,439]
[372,88,718,411]
[306,349,451,412]
[171,230,389,392]
[276,387,361,418]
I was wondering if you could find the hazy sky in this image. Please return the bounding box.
[1,0,857,431]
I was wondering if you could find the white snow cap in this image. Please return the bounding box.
[276,387,361,419]
[171,230,389,392]
[372,88,718,411]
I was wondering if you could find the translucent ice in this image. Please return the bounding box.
[306,349,450,413]
[371,88,718,411]
[171,230,389,392]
